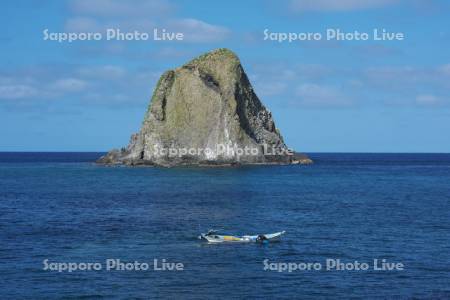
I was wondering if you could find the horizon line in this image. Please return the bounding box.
[1,151,450,154]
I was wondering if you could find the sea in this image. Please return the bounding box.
[1,153,449,299]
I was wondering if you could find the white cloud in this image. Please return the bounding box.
[250,61,450,109]
[256,82,288,97]
[76,65,126,80]
[167,18,230,43]
[65,16,229,46]
[84,92,132,104]
[0,64,163,109]
[153,47,193,58]
[364,66,425,87]
[364,65,450,92]
[295,83,352,107]
[415,94,441,106]
[0,72,91,102]
[69,0,173,17]
[65,17,104,32]
[248,63,356,107]
[65,16,156,33]
[51,78,88,93]
[65,1,230,44]
[0,84,37,100]
[438,64,450,76]
[290,0,399,12]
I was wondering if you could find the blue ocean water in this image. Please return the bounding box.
[1,153,449,299]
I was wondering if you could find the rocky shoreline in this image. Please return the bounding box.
[97,150,312,167]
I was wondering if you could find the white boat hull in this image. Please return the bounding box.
[200,231,285,243]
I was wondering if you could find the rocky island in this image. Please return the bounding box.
[98,48,312,167]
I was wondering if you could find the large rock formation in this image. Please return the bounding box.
[98,48,311,167]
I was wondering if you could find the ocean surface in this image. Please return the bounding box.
[1,153,449,299]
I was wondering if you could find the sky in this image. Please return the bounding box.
[0,0,449,152]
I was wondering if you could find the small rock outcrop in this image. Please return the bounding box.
[98,48,312,166]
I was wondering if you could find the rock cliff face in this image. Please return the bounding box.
[98,48,311,166]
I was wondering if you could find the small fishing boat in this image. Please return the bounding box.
[198,229,286,243]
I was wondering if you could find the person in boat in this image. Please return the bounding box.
[256,235,268,243]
